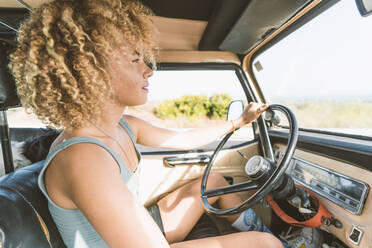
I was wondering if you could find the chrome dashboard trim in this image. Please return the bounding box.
[289,157,369,215]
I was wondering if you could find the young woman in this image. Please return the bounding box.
[10,0,284,247]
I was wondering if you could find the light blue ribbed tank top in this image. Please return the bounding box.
[38,118,142,248]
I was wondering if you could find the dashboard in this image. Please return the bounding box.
[273,144,372,248]
[289,157,369,215]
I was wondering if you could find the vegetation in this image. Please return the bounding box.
[154,94,232,120]
[209,94,233,119]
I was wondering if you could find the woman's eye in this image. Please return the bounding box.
[132,58,140,63]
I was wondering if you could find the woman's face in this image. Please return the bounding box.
[108,48,153,107]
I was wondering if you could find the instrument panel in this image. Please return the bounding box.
[289,158,369,215]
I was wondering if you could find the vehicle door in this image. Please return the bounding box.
[135,62,261,207]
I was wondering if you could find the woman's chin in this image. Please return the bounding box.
[127,98,148,107]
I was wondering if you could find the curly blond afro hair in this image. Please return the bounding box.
[9,0,157,129]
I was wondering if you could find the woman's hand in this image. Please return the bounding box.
[233,102,269,128]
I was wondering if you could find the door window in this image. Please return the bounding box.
[128,65,255,151]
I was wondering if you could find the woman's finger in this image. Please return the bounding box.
[259,104,269,112]
[254,103,269,114]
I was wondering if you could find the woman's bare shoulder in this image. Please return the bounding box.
[51,141,120,177]
[44,136,121,209]
[122,114,143,127]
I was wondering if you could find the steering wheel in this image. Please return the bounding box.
[201,104,298,215]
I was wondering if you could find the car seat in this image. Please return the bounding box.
[0,161,67,247]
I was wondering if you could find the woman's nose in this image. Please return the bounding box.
[143,62,153,78]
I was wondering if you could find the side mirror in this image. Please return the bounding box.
[226,100,244,121]
[356,0,372,16]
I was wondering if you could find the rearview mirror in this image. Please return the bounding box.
[226,100,244,121]
[356,0,372,16]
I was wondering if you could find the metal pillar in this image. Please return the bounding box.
[0,110,14,174]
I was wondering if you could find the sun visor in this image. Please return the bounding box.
[219,0,312,54]
[198,0,251,51]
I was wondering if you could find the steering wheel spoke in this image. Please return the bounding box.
[257,115,275,163]
[202,180,261,198]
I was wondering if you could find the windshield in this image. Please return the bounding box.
[252,0,372,138]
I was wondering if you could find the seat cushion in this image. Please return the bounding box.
[185,214,220,241]
[0,161,66,247]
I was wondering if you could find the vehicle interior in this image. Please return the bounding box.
[1,0,372,247]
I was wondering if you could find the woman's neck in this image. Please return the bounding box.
[95,102,127,131]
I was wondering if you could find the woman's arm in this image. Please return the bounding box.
[59,144,170,248]
[126,102,268,149]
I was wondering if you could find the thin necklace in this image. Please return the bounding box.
[92,122,137,170]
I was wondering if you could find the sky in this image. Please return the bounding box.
[147,70,246,101]
[147,0,372,102]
